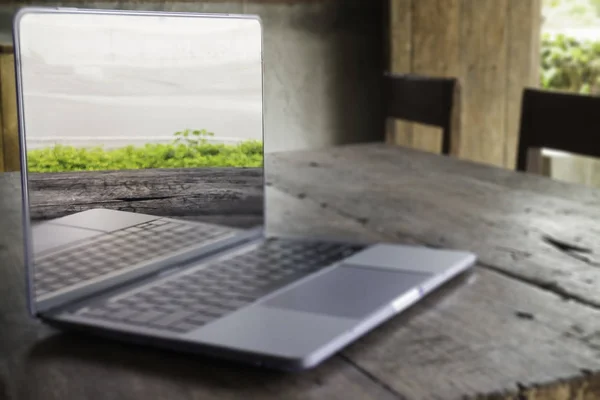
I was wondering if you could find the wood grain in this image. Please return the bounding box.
[0,53,5,173]
[504,0,541,169]
[460,0,509,166]
[388,0,413,146]
[28,168,264,228]
[367,145,600,205]
[2,144,600,399]
[341,267,600,400]
[410,0,460,154]
[0,45,14,173]
[0,53,18,172]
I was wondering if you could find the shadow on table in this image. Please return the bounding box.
[21,331,333,399]
[26,331,290,380]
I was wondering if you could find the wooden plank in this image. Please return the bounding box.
[266,185,393,244]
[388,0,412,86]
[27,168,264,228]
[459,0,509,167]
[505,0,541,169]
[411,0,461,78]
[0,50,5,172]
[0,53,18,172]
[341,266,600,400]
[409,0,461,154]
[388,0,414,146]
[267,144,600,308]
[360,144,600,205]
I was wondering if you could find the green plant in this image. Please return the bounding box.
[540,32,600,95]
[27,129,263,173]
[173,128,215,146]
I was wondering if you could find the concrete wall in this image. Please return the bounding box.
[0,1,385,153]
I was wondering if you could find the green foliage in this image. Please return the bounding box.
[27,129,263,173]
[591,0,600,16]
[540,32,600,95]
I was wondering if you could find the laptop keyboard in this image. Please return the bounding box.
[34,219,232,297]
[73,239,365,333]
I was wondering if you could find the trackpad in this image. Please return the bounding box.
[262,265,430,320]
[33,223,102,254]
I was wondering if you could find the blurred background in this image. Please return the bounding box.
[0,0,599,187]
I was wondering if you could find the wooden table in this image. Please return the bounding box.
[27,167,265,229]
[1,143,600,400]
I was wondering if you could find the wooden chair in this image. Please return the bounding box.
[383,72,457,155]
[516,88,600,172]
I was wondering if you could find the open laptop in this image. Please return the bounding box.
[14,7,476,371]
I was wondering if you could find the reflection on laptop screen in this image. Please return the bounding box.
[17,11,264,307]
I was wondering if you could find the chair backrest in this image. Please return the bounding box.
[517,88,600,171]
[383,72,457,155]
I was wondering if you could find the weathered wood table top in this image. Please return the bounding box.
[1,143,600,400]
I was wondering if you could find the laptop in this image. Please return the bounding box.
[14,7,476,371]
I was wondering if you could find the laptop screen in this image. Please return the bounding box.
[14,9,264,312]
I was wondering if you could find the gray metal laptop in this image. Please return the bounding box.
[15,7,476,371]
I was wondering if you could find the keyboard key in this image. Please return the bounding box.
[172,322,200,333]
[128,310,166,324]
[150,311,195,327]
[156,304,180,312]
[148,223,174,232]
[107,309,138,321]
[148,220,169,227]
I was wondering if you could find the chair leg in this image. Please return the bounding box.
[385,118,396,144]
[441,128,451,155]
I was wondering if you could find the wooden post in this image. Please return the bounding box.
[0,43,17,173]
[388,0,541,169]
[505,0,542,169]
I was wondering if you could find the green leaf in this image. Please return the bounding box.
[540,33,600,96]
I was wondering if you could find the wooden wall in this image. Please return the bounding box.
[387,0,542,169]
